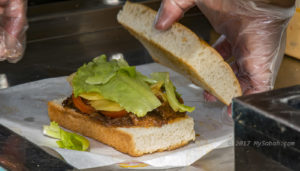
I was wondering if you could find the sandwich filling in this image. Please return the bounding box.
[65,55,195,127]
[62,95,186,127]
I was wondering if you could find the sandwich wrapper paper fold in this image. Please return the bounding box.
[0,63,233,169]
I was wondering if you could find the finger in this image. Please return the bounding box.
[2,0,26,61]
[0,0,8,15]
[234,69,270,96]
[243,85,270,96]
[4,0,27,39]
[0,0,8,5]
[203,90,217,102]
[241,56,273,94]
[0,34,7,60]
[233,37,277,96]
[227,104,232,117]
[212,35,232,61]
[155,0,195,30]
[0,7,4,15]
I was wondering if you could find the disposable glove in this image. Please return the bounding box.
[155,0,295,102]
[0,0,27,63]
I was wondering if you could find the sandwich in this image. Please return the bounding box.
[48,55,196,156]
[48,1,242,157]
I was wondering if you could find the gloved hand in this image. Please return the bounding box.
[155,0,295,103]
[0,0,27,63]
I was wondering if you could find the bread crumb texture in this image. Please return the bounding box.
[48,100,195,157]
[117,2,242,105]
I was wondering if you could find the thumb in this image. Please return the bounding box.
[155,0,195,30]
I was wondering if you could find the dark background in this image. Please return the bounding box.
[28,0,69,6]
[0,0,212,87]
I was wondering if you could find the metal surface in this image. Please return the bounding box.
[0,124,74,170]
[27,0,150,41]
[233,85,300,170]
[28,0,148,17]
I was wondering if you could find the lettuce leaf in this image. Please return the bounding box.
[83,55,119,85]
[136,71,157,84]
[72,56,161,117]
[97,71,161,116]
[151,72,195,113]
[43,122,89,151]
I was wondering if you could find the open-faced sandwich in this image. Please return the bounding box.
[48,1,242,157]
[48,55,196,156]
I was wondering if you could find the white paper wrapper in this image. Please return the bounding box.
[0,63,233,169]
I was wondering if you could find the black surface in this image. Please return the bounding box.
[28,0,148,7]
[235,85,300,130]
[0,124,74,170]
[28,0,70,6]
[233,85,300,170]
[0,0,210,88]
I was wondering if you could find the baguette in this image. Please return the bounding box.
[48,99,196,157]
[117,1,242,105]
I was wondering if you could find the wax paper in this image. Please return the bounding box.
[0,63,233,169]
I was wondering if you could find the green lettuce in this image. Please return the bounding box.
[82,55,119,85]
[72,55,161,117]
[151,72,195,113]
[136,71,157,84]
[43,122,89,151]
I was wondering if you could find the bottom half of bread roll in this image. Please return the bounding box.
[48,98,196,157]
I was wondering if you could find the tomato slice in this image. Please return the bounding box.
[100,110,128,118]
[72,94,128,118]
[72,94,95,114]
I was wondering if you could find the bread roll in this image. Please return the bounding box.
[117,1,242,105]
[48,99,196,157]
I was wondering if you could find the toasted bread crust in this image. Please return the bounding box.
[48,100,195,156]
[48,101,136,155]
[124,26,229,105]
[117,2,242,105]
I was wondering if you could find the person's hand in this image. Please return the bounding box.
[0,0,27,63]
[155,0,295,113]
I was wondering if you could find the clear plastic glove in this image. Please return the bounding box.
[0,0,27,63]
[155,0,295,102]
